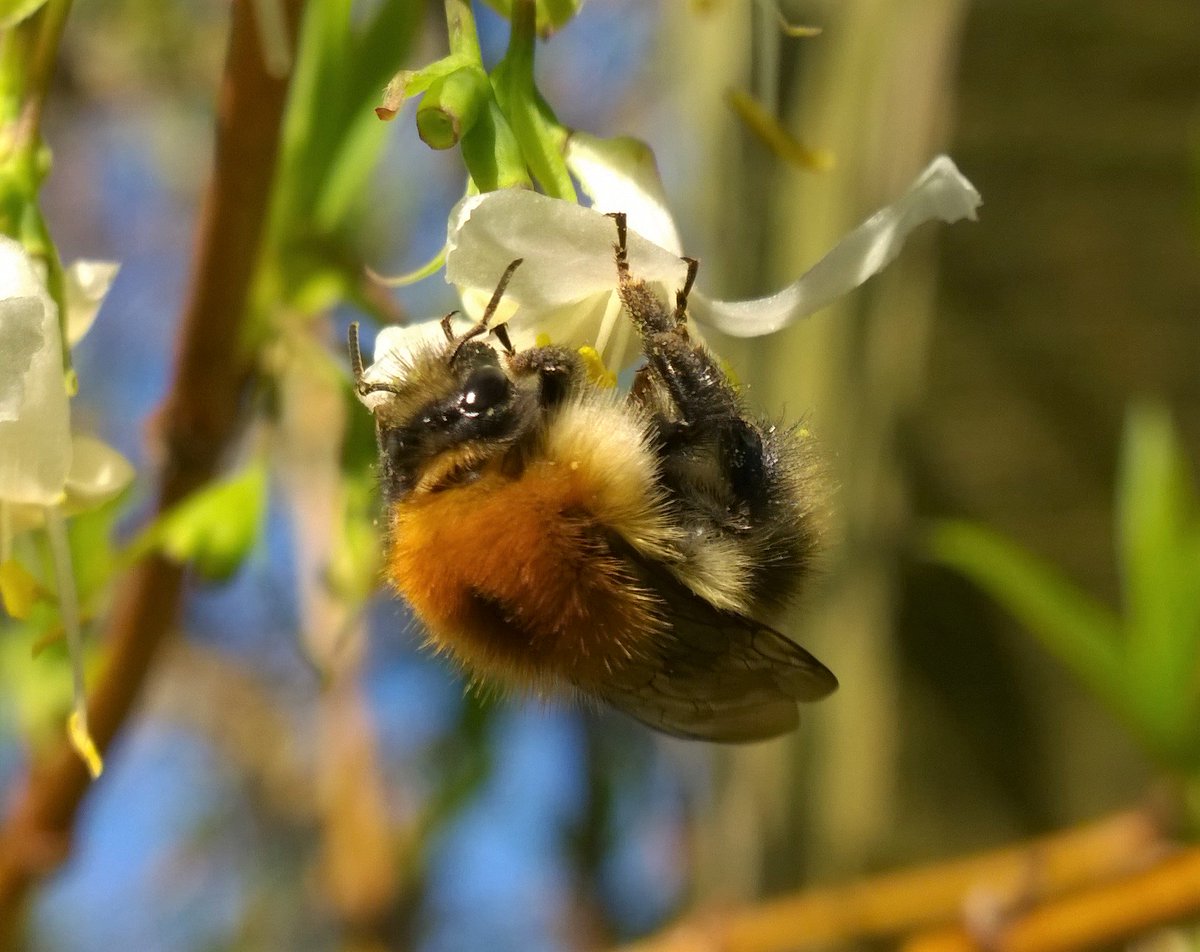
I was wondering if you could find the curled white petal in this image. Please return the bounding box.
[0,433,134,535]
[691,155,981,336]
[436,154,979,375]
[564,132,684,256]
[63,434,134,507]
[0,237,71,504]
[64,259,119,345]
[446,189,688,320]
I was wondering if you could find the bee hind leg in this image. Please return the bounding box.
[608,215,772,510]
[673,257,698,329]
[608,211,677,339]
[608,212,698,334]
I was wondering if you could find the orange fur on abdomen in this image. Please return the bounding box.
[386,459,664,692]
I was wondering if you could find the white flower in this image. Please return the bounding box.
[0,238,129,530]
[0,236,125,780]
[366,135,980,386]
[0,235,71,505]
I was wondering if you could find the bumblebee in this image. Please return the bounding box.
[350,214,836,742]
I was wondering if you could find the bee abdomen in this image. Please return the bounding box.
[386,462,668,692]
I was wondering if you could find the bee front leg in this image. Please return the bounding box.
[506,345,584,409]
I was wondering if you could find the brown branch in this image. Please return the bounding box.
[0,0,305,937]
[619,808,1167,952]
[902,845,1200,952]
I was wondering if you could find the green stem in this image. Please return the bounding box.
[445,0,483,64]
[43,505,101,778]
[0,0,74,374]
[492,0,574,199]
[12,0,72,157]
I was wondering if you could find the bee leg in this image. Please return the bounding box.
[673,257,698,329]
[506,344,584,408]
[609,215,769,509]
[608,212,676,339]
[607,213,729,420]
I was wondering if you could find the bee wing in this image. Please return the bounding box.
[591,556,837,743]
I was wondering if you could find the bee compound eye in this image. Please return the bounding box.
[461,365,511,415]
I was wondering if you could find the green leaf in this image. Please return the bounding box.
[155,463,268,581]
[263,0,423,313]
[927,520,1129,719]
[0,601,77,750]
[1117,403,1200,738]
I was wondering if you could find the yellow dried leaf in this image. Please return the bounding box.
[0,559,38,619]
[68,710,104,779]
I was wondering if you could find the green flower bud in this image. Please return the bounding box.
[416,65,490,151]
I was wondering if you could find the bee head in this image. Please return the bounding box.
[349,325,538,498]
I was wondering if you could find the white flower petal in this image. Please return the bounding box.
[0,235,53,420]
[458,286,519,329]
[64,259,119,345]
[564,133,684,256]
[690,155,981,336]
[445,189,688,321]
[0,296,46,421]
[0,238,71,504]
[3,500,45,535]
[63,434,134,508]
[359,318,472,412]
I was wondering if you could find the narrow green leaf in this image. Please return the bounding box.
[1117,403,1200,737]
[269,0,424,260]
[927,520,1129,717]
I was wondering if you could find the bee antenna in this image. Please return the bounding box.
[348,322,365,386]
[481,257,523,327]
[347,322,401,398]
[449,258,523,363]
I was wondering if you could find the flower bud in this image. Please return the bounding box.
[415,65,490,151]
